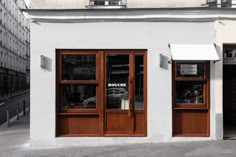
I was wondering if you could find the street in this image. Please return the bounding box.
[0,92,30,125]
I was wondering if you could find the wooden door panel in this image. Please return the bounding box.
[105,113,131,134]
[134,113,145,134]
[58,115,100,136]
[173,110,209,136]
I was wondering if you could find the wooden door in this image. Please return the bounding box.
[104,51,147,136]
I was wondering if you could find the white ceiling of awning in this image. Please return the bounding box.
[170,44,219,61]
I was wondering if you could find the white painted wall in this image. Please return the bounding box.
[127,0,206,8]
[29,0,207,9]
[29,0,86,9]
[30,21,217,147]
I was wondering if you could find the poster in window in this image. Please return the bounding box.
[180,64,197,75]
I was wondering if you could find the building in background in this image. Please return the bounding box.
[26,0,236,147]
[0,0,30,100]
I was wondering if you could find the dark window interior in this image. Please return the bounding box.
[106,54,129,109]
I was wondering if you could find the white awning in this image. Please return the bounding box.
[170,44,219,61]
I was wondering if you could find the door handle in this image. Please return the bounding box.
[128,108,132,117]
[128,99,133,117]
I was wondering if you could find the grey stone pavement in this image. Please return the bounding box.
[1,113,236,157]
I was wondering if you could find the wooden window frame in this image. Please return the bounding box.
[172,61,210,110]
[57,50,100,114]
[172,60,210,137]
[56,49,147,137]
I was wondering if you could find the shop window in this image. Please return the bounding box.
[106,54,129,109]
[62,55,96,80]
[56,50,147,137]
[135,55,144,110]
[58,51,99,112]
[176,81,204,104]
[172,61,210,136]
[173,61,209,108]
[62,84,96,109]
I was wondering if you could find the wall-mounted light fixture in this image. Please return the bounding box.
[40,55,52,71]
[160,54,169,70]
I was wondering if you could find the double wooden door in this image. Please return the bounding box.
[56,50,147,137]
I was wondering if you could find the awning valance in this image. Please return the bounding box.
[169,44,219,61]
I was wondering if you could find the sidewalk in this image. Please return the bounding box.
[0,111,30,152]
[3,139,236,157]
[1,113,236,157]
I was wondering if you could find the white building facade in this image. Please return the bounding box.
[29,0,236,8]
[27,0,236,147]
[0,0,30,99]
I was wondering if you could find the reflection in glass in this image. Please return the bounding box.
[62,54,96,80]
[106,55,129,109]
[62,84,96,109]
[176,81,204,104]
[135,55,144,110]
[176,62,204,77]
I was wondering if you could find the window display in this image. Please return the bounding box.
[176,81,204,104]
[174,61,208,106]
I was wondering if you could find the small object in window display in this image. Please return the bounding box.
[183,89,192,103]
[192,88,203,104]
[121,99,129,110]
[181,88,203,104]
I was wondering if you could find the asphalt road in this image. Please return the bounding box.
[0,92,30,125]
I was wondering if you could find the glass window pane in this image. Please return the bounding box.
[62,54,96,80]
[62,84,96,109]
[135,55,144,110]
[106,54,129,109]
[176,81,204,104]
[176,63,204,77]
